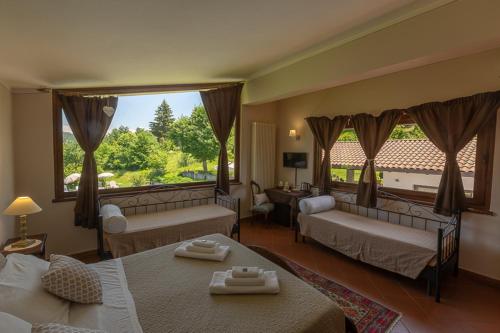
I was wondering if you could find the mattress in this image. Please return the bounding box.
[121,234,345,333]
[298,209,437,278]
[105,204,236,257]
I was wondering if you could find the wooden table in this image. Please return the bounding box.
[1,233,47,259]
[265,188,310,228]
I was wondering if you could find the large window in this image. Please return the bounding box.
[324,117,496,212]
[53,87,239,200]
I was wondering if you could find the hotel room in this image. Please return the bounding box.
[1,0,500,332]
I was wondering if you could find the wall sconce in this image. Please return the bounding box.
[289,129,300,141]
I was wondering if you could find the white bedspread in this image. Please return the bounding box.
[298,209,437,278]
[69,259,142,333]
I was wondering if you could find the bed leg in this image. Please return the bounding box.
[426,279,432,296]
[302,236,306,243]
[453,257,459,277]
[435,270,441,303]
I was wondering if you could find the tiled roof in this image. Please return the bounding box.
[330,138,476,173]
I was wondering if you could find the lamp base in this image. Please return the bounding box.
[10,238,37,249]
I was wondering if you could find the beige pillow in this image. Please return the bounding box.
[41,255,102,304]
[32,323,106,333]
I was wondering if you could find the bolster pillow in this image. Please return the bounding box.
[299,196,335,215]
[100,204,127,234]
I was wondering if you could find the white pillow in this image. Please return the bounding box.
[101,204,128,234]
[299,195,336,215]
[0,253,70,324]
[0,312,31,333]
[254,193,270,206]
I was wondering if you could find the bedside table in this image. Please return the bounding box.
[1,233,47,259]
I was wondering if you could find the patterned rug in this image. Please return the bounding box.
[285,259,401,333]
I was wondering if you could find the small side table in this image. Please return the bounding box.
[1,233,47,259]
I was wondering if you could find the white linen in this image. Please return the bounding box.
[174,242,230,261]
[254,193,270,206]
[0,312,32,333]
[0,253,70,324]
[225,269,265,286]
[298,209,437,278]
[0,253,6,270]
[101,204,128,234]
[69,259,142,333]
[209,270,279,294]
[192,239,217,248]
[231,266,260,278]
[299,195,335,215]
[186,242,219,253]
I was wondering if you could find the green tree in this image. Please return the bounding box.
[169,106,219,174]
[149,99,175,142]
[63,137,84,176]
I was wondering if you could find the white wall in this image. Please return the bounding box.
[383,171,474,193]
[0,83,14,245]
[273,47,500,280]
[10,92,276,254]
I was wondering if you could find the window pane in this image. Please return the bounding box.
[62,92,235,192]
[329,124,476,198]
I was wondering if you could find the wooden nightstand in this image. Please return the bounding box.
[1,233,47,259]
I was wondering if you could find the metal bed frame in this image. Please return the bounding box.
[97,185,240,259]
[295,190,461,302]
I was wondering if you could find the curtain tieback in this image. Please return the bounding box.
[363,159,375,183]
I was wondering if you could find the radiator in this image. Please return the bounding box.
[251,122,276,190]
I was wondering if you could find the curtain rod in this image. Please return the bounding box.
[53,81,244,96]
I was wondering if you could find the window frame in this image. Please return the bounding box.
[318,113,497,213]
[52,83,241,202]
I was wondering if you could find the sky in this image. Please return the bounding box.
[63,91,203,132]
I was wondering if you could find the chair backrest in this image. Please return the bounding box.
[250,180,261,206]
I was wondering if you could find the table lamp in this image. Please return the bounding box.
[3,196,42,248]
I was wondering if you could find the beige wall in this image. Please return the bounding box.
[274,47,500,280]
[10,92,276,255]
[0,83,14,245]
[243,0,500,105]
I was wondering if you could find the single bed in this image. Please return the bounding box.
[297,191,461,302]
[74,234,346,333]
[98,186,240,258]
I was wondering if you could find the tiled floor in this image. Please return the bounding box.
[240,220,500,333]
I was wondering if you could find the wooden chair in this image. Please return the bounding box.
[250,180,274,225]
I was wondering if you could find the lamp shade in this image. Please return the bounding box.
[3,197,42,216]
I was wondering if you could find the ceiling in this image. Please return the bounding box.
[0,0,449,89]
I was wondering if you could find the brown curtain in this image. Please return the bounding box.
[200,84,243,194]
[408,91,500,216]
[306,116,349,194]
[59,95,118,228]
[352,110,402,207]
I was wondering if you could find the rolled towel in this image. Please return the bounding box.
[100,204,128,233]
[299,195,335,215]
[231,266,260,278]
[192,239,217,248]
[186,242,219,254]
[225,269,265,286]
[209,271,279,295]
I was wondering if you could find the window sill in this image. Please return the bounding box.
[53,180,242,203]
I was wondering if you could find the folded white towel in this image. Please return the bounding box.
[192,239,217,248]
[186,242,219,254]
[209,271,279,294]
[175,242,229,261]
[299,195,335,215]
[225,269,265,286]
[231,266,260,278]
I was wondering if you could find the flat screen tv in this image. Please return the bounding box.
[283,152,307,169]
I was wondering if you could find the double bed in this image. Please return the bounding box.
[72,234,346,333]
